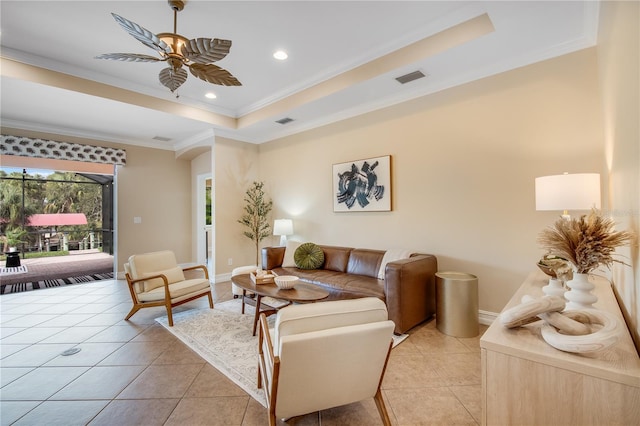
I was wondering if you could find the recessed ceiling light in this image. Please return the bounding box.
[273,50,288,60]
[205,92,217,99]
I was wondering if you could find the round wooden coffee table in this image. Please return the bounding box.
[231,273,329,335]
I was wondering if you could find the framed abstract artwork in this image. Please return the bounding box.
[333,155,391,212]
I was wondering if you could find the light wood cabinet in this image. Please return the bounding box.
[480,270,640,425]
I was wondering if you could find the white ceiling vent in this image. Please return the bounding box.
[275,117,294,125]
[395,70,426,84]
[152,136,172,142]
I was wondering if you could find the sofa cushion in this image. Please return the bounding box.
[346,249,384,278]
[141,266,185,292]
[294,242,325,269]
[282,241,303,267]
[138,278,210,302]
[321,246,353,272]
[272,267,385,300]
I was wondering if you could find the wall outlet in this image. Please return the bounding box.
[133,216,142,224]
[228,258,233,266]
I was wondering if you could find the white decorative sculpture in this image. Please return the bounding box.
[541,278,566,298]
[499,294,621,354]
[541,310,620,353]
[499,295,565,328]
[564,273,598,310]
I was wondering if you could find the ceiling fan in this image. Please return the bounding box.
[96,0,241,96]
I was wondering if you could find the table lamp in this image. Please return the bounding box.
[273,219,293,246]
[535,173,601,219]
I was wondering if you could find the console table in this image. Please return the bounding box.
[480,270,640,425]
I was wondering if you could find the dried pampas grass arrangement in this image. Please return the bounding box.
[538,210,634,274]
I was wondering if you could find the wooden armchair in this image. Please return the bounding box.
[124,250,213,326]
[257,297,395,425]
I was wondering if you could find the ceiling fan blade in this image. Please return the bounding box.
[95,53,163,62]
[159,67,188,92]
[181,38,232,64]
[189,63,242,86]
[111,13,171,55]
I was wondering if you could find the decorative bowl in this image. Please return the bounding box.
[274,275,299,289]
[537,261,556,278]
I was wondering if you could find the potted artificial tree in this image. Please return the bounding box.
[238,181,273,266]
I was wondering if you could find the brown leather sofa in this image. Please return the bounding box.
[262,245,437,334]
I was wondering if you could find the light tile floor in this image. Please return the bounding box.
[1,279,487,425]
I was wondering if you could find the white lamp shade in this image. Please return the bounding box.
[273,219,293,236]
[535,173,601,211]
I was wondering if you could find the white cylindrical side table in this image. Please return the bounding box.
[436,271,479,337]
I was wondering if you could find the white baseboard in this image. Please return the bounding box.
[215,272,232,283]
[479,309,499,325]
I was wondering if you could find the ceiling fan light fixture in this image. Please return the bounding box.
[157,33,189,54]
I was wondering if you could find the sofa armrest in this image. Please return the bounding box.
[384,254,437,334]
[262,246,286,270]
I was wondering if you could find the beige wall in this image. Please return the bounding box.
[111,145,193,268]
[257,48,605,314]
[213,137,262,274]
[597,0,640,346]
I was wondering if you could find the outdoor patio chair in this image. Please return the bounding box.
[257,297,395,425]
[124,250,213,326]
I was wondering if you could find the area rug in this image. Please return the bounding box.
[0,265,28,276]
[155,299,409,406]
[156,299,270,406]
[0,272,114,294]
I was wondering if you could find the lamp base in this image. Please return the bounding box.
[279,235,287,246]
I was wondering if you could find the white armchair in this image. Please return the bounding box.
[257,297,395,425]
[124,250,213,326]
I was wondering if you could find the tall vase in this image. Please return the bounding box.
[564,273,597,310]
[542,278,565,298]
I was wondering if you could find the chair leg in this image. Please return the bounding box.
[125,305,142,321]
[374,389,392,426]
[252,295,262,336]
[207,291,214,309]
[166,306,174,327]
